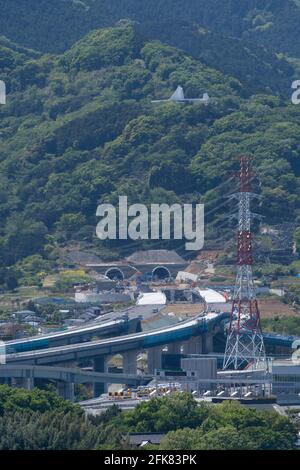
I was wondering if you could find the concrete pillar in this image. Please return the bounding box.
[65,382,75,401]
[22,376,34,391]
[122,350,137,375]
[203,333,213,353]
[182,336,203,355]
[57,381,65,399]
[57,381,75,401]
[167,342,181,354]
[93,356,108,397]
[11,378,18,388]
[147,347,162,375]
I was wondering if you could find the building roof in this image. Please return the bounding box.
[14,310,36,316]
[126,250,186,265]
[75,292,132,304]
[23,315,42,323]
[198,289,227,304]
[136,291,167,306]
[129,433,165,446]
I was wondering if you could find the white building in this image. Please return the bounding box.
[272,359,300,405]
[198,288,227,304]
[136,291,167,306]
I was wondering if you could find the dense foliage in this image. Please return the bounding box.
[262,315,300,336]
[1,22,300,285]
[120,394,297,450]
[1,1,297,95]
[0,388,296,450]
[157,398,296,450]
[1,1,300,61]
[0,385,126,449]
[0,384,78,415]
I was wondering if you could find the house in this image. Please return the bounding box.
[128,433,165,447]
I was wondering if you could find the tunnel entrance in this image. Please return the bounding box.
[152,266,171,280]
[105,268,124,281]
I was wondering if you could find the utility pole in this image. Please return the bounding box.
[223,156,266,370]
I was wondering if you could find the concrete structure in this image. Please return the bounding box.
[6,316,140,354]
[154,359,272,399]
[6,312,224,366]
[272,359,300,405]
[0,364,152,401]
[181,357,217,380]
[75,291,132,304]
[155,357,217,392]
[262,332,299,350]
[4,312,225,397]
[148,347,164,375]
[87,357,300,404]
[86,250,188,280]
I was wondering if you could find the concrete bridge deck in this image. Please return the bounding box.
[6,312,228,365]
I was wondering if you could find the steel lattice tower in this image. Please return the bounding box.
[223,156,266,370]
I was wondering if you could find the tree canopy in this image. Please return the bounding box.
[1,23,300,286]
[0,388,295,450]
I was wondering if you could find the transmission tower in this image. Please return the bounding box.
[223,156,266,370]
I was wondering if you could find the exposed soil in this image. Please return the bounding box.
[258,298,298,318]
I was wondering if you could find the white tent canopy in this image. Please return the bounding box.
[136,292,167,306]
[198,288,226,304]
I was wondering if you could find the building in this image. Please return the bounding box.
[128,433,165,447]
[155,355,300,405]
[155,357,218,393]
[75,290,132,304]
[272,359,300,405]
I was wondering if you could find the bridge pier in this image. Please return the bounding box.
[21,376,35,391]
[57,381,75,401]
[167,342,182,354]
[203,333,214,354]
[182,336,203,354]
[147,347,163,375]
[93,357,109,397]
[122,351,137,375]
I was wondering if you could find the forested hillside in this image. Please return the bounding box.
[0,22,300,285]
[0,1,298,94]
[1,1,300,56]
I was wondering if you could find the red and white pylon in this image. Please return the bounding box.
[223,156,266,370]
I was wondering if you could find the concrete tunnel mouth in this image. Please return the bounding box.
[105,267,125,281]
[152,266,171,280]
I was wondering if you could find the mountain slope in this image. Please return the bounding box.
[0,1,297,96]
[1,23,300,278]
[1,0,300,57]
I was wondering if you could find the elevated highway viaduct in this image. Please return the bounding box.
[5,315,141,354]
[0,364,152,401]
[3,312,228,396]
